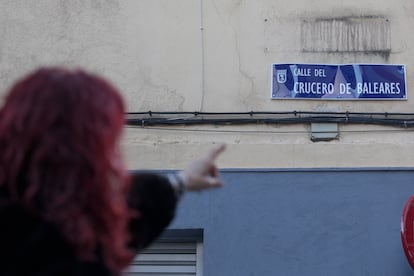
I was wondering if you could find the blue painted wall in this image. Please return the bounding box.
[168,169,414,276]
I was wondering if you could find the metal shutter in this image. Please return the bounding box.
[124,229,203,276]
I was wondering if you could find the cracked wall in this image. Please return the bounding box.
[1,0,414,169]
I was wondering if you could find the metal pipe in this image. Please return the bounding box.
[199,0,205,112]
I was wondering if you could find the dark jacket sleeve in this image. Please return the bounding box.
[127,172,178,251]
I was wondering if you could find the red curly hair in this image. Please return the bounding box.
[0,68,133,272]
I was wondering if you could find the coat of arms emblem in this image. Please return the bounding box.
[276,69,287,84]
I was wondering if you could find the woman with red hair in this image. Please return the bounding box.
[0,67,225,276]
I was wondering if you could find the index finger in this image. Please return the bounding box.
[206,143,226,162]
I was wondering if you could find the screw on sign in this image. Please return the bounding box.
[401,194,414,269]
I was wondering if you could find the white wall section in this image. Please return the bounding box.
[1,0,414,169]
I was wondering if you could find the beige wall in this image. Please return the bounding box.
[1,0,414,169]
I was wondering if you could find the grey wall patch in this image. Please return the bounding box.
[301,16,390,54]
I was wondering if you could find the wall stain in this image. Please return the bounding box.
[301,15,391,60]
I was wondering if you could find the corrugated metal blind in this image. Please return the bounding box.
[124,242,198,276]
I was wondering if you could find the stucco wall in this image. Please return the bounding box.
[1,0,414,169]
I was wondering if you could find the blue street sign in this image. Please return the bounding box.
[271,64,406,100]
